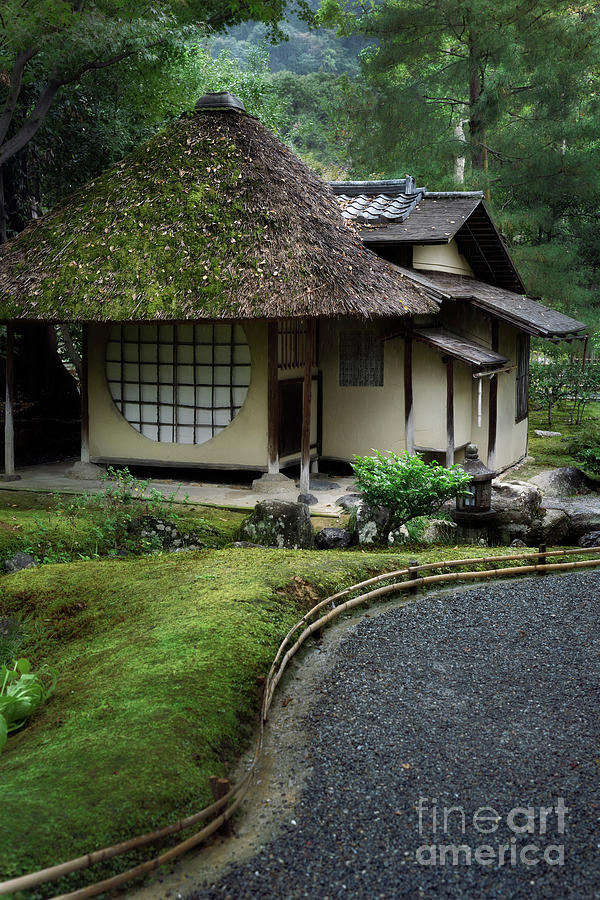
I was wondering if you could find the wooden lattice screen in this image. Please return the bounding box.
[277,319,318,370]
[106,323,251,444]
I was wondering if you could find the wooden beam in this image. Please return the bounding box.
[3,324,20,481]
[267,322,279,474]
[80,324,90,464]
[487,319,499,469]
[404,336,414,454]
[446,356,454,467]
[300,318,315,494]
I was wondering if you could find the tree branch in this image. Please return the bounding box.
[0,68,62,167]
[0,47,38,146]
[0,40,165,168]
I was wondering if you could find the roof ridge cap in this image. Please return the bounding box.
[423,190,484,198]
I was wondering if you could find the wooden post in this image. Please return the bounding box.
[487,320,499,470]
[80,324,90,464]
[404,336,414,455]
[267,322,279,474]
[445,357,454,467]
[3,325,20,482]
[209,775,233,835]
[408,558,419,594]
[538,542,547,576]
[300,318,315,495]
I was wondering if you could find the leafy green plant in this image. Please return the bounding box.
[0,618,21,667]
[0,658,57,753]
[568,423,600,475]
[352,450,471,527]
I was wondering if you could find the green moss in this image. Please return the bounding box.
[517,403,600,480]
[1,119,266,321]
[0,544,531,896]
[0,495,247,563]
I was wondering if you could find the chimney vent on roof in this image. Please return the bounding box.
[195,91,246,113]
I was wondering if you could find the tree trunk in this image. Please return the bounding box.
[468,35,485,172]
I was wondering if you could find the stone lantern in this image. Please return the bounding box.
[452,444,495,525]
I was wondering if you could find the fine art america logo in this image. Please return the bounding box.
[416,797,568,867]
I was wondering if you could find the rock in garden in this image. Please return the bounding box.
[297,493,318,506]
[336,494,362,510]
[420,519,457,545]
[231,541,265,549]
[530,467,596,498]
[388,524,410,545]
[351,502,392,545]
[4,552,38,575]
[510,538,527,547]
[534,430,561,437]
[578,531,600,548]
[491,480,543,525]
[306,476,340,492]
[535,507,571,545]
[239,500,314,549]
[315,528,353,550]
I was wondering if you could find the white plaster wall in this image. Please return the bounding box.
[413,240,474,277]
[494,322,528,470]
[88,322,268,468]
[320,320,406,459]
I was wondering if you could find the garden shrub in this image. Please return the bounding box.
[568,423,600,475]
[352,450,471,526]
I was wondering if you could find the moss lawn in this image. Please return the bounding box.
[0,541,536,898]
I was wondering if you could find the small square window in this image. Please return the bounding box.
[339,331,383,387]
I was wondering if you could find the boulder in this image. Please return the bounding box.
[510,539,527,548]
[350,502,392,545]
[578,531,600,549]
[5,552,37,575]
[315,528,353,550]
[534,430,561,437]
[420,519,458,545]
[536,508,571,545]
[388,524,410,545]
[529,467,596,498]
[336,494,362,510]
[297,493,318,506]
[564,507,600,540]
[305,476,341,492]
[492,480,543,525]
[239,500,314,549]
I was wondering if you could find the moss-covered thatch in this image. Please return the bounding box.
[0,110,434,322]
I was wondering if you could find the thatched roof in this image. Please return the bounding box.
[0,108,434,322]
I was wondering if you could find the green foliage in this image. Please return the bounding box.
[568,423,600,475]
[352,450,471,526]
[529,353,600,428]
[0,657,56,753]
[0,618,22,667]
[19,468,182,563]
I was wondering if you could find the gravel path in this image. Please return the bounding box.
[189,572,600,900]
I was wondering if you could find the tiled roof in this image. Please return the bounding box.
[330,177,424,224]
[329,178,484,228]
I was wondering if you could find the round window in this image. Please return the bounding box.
[106,323,251,444]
